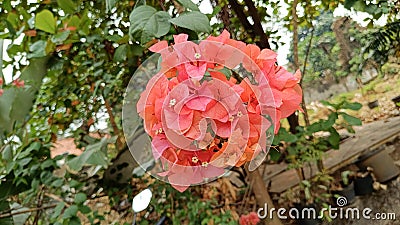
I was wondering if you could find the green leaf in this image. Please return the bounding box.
[106,0,117,13]
[2,145,13,161]
[0,57,48,133]
[134,0,146,8]
[328,128,340,149]
[6,12,19,29]
[269,149,281,162]
[51,202,65,220]
[175,0,200,11]
[51,30,71,44]
[62,205,78,219]
[57,0,77,14]
[341,113,362,126]
[130,43,144,56]
[341,102,362,110]
[344,0,357,9]
[113,44,127,62]
[35,9,56,34]
[0,201,13,225]
[67,139,111,171]
[169,11,211,33]
[321,112,338,130]
[28,40,47,58]
[320,100,339,110]
[74,193,87,204]
[129,6,171,43]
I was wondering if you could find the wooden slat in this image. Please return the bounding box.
[268,116,400,193]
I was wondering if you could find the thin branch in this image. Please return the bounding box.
[103,96,123,150]
[227,0,255,37]
[291,0,299,68]
[242,0,270,49]
[0,204,58,219]
[300,27,314,126]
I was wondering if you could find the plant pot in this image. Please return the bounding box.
[354,174,374,196]
[358,150,400,183]
[294,204,321,225]
[333,181,356,205]
[392,95,400,107]
[367,100,379,109]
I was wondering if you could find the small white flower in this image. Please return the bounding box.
[169,99,176,107]
[237,111,243,117]
[229,116,234,122]
[202,162,208,167]
[192,156,199,163]
[194,53,201,59]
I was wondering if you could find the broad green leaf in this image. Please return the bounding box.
[129,6,171,43]
[67,138,111,171]
[74,193,87,204]
[68,15,80,27]
[169,11,211,33]
[113,44,127,62]
[175,0,200,11]
[51,30,71,44]
[35,9,56,34]
[28,40,47,58]
[341,113,362,126]
[57,0,76,14]
[0,57,48,133]
[62,205,78,219]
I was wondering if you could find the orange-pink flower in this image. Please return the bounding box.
[239,212,260,225]
[136,30,302,192]
[12,79,25,88]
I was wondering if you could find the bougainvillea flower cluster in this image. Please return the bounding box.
[136,30,302,192]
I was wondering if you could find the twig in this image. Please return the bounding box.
[242,0,270,49]
[103,95,123,150]
[0,204,57,219]
[300,26,314,127]
[33,186,44,225]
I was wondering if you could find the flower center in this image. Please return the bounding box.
[201,162,208,167]
[169,99,176,107]
[156,127,163,135]
[191,156,199,163]
[237,111,243,117]
[194,53,201,59]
